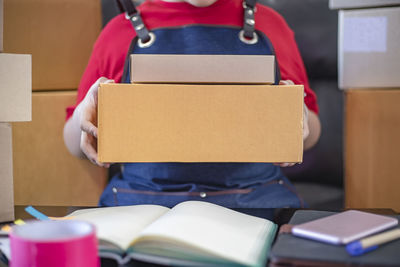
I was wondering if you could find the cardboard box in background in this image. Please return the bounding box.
[330,0,400,9]
[0,53,31,221]
[345,89,400,212]
[0,0,3,52]
[98,83,304,163]
[131,54,276,84]
[0,123,14,222]
[3,0,101,90]
[337,6,400,89]
[12,91,107,206]
[0,53,31,122]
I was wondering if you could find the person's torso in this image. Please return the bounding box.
[118,0,281,191]
[98,0,304,210]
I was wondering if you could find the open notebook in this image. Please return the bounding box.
[69,201,277,267]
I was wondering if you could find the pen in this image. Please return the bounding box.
[346,228,400,256]
[24,206,50,221]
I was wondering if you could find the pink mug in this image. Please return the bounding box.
[10,220,98,267]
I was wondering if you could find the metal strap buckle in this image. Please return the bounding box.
[239,29,258,45]
[138,32,156,48]
[125,12,155,48]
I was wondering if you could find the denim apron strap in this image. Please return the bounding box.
[118,0,259,45]
[118,0,154,45]
[241,0,257,42]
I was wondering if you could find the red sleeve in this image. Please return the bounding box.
[256,5,319,114]
[66,14,134,121]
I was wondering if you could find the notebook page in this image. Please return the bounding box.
[69,205,169,250]
[134,201,275,266]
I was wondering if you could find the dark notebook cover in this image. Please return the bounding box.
[269,210,400,266]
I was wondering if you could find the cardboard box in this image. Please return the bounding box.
[337,6,400,89]
[12,91,107,206]
[0,0,3,52]
[0,122,14,222]
[330,0,400,9]
[98,83,304,163]
[130,54,276,84]
[345,89,400,212]
[3,0,101,90]
[0,53,31,122]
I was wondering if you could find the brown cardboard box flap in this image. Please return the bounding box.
[0,122,14,222]
[0,53,32,122]
[130,54,276,84]
[98,83,303,163]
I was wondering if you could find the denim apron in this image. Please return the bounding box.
[99,0,305,216]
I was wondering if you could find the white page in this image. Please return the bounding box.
[69,205,169,250]
[134,201,274,266]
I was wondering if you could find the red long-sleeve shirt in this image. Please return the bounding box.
[66,0,318,120]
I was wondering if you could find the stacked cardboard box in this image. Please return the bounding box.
[336,4,400,89]
[345,90,400,212]
[98,83,304,163]
[331,0,400,211]
[0,0,2,52]
[0,123,15,222]
[0,53,32,222]
[3,0,107,210]
[1,0,32,223]
[98,55,304,164]
[12,92,107,207]
[4,0,102,90]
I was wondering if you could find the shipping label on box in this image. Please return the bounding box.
[0,53,32,122]
[98,83,304,163]
[0,122,14,222]
[338,7,400,89]
[130,54,276,84]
